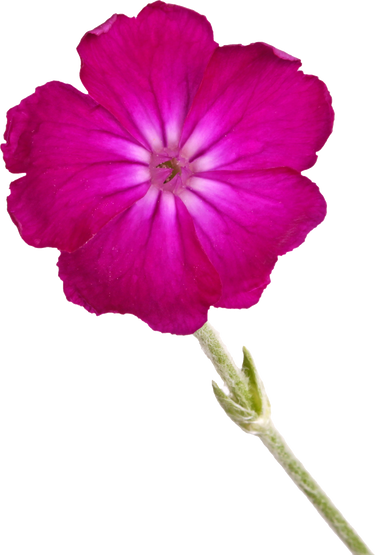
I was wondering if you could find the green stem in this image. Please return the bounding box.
[194,322,373,555]
[260,423,372,555]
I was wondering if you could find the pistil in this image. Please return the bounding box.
[150,150,192,194]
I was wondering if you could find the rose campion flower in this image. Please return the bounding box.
[2,1,333,334]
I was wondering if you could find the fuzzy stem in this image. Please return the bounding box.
[259,422,373,555]
[194,322,373,555]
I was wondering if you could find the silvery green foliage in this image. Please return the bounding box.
[194,322,273,434]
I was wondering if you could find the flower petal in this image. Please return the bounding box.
[78,2,217,151]
[180,43,333,172]
[180,168,326,308]
[58,186,222,334]
[3,82,151,252]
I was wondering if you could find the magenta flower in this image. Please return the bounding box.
[2,1,333,335]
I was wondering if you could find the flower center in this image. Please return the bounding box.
[157,158,181,183]
[150,150,192,194]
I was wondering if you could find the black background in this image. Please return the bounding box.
[1,0,374,554]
